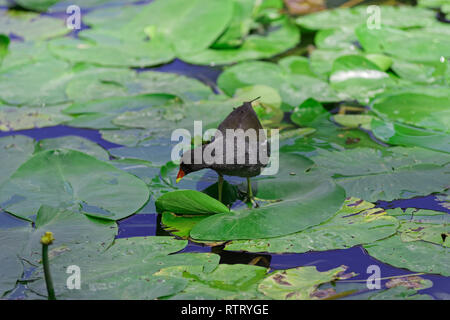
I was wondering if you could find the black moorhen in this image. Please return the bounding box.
[176,98,270,206]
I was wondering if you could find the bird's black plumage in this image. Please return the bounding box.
[178,99,270,179]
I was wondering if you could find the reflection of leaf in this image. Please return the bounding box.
[258,265,353,300]
[225,197,399,253]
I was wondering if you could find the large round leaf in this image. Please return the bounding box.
[0,149,150,221]
[190,153,346,240]
[312,147,450,202]
[224,198,399,253]
[364,235,450,276]
[27,236,220,299]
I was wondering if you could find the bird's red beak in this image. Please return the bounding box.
[176,168,185,183]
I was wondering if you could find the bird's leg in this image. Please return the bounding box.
[218,174,224,203]
[246,177,259,208]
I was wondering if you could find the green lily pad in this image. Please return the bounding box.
[391,58,447,84]
[369,285,433,300]
[155,263,268,300]
[48,33,175,68]
[296,6,435,30]
[25,205,118,264]
[28,236,220,299]
[312,147,450,202]
[0,226,31,297]
[0,10,69,41]
[291,98,327,126]
[180,17,300,66]
[0,34,9,66]
[156,190,229,215]
[211,0,255,49]
[110,97,237,140]
[0,149,150,221]
[143,0,233,55]
[224,197,399,253]
[371,118,450,154]
[356,24,450,63]
[371,92,450,134]
[36,136,110,161]
[258,265,353,300]
[364,234,450,276]
[332,114,373,130]
[314,26,358,50]
[218,59,342,108]
[63,94,176,130]
[0,105,72,131]
[309,47,362,76]
[0,135,35,186]
[14,0,59,11]
[162,212,208,238]
[189,153,346,241]
[0,58,71,106]
[330,55,393,103]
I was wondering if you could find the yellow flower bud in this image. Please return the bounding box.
[40,232,55,245]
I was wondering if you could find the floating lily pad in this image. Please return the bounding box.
[224,198,399,253]
[258,265,353,300]
[312,147,450,201]
[0,10,69,41]
[296,6,435,30]
[180,17,300,65]
[371,118,450,154]
[63,94,176,130]
[370,92,450,134]
[0,135,35,186]
[28,236,220,299]
[189,153,346,240]
[0,34,8,66]
[330,55,393,103]
[48,33,175,68]
[36,136,110,161]
[291,98,327,126]
[155,263,268,300]
[364,234,450,276]
[143,0,233,55]
[156,190,229,215]
[0,105,72,131]
[0,226,31,297]
[211,0,255,49]
[218,59,342,108]
[0,58,71,106]
[356,24,450,63]
[0,149,150,221]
